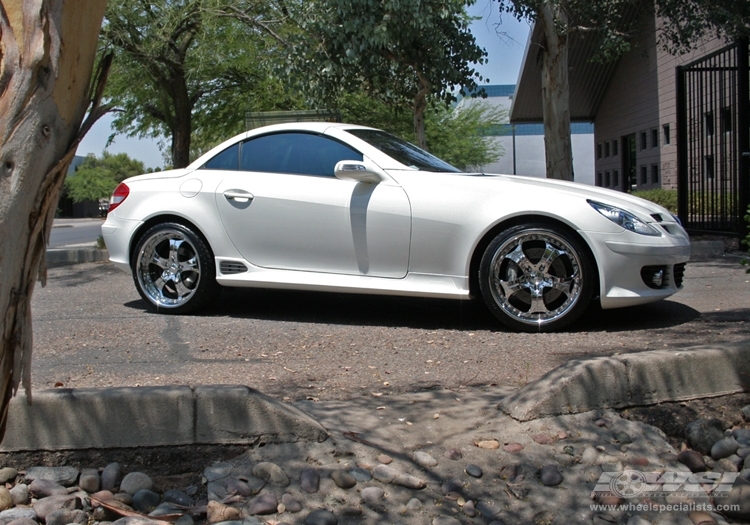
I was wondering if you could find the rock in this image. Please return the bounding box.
[595,418,611,428]
[678,450,707,473]
[330,471,356,489]
[711,437,740,460]
[29,479,68,498]
[149,502,184,517]
[206,501,241,523]
[32,495,78,521]
[361,487,385,505]
[10,483,29,506]
[393,473,425,489]
[252,462,289,487]
[613,431,633,445]
[378,454,393,464]
[233,476,264,496]
[462,500,476,517]
[45,509,86,525]
[175,515,194,525]
[593,513,618,525]
[738,447,750,459]
[0,488,12,511]
[348,468,371,482]
[476,501,502,519]
[132,490,161,513]
[6,518,39,525]
[0,509,38,522]
[163,489,193,507]
[114,492,134,505]
[78,468,100,493]
[477,440,500,450]
[723,479,750,521]
[687,511,717,524]
[685,419,726,455]
[499,464,523,482]
[441,479,463,495]
[503,443,523,453]
[112,517,167,525]
[340,507,361,517]
[432,517,461,525]
[717,457,740,472]
[538,465,563,486]
[631,457,650,467]
[444,448,462,460]
[581,446,599,465]
[372,465,399,484]
[101,463,123,492]
[626,517,652,525]
[0,468,18,484]
[733,428,750,441]
[281,493,302,513]
[742,405,750,421]
[413,451,438,468]
[465,464,483,478]
[300,468,320,494]
[202,463,233,483]
[305,509,337,525]
[120,472,154,495]
[406,498,422,511]
[532,434,554,445]
[741,469,750,482]
[246,493,278,515]
[25,467,79,487]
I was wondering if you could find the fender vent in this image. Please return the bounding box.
[220,262,248,275]
[673,263,686,288]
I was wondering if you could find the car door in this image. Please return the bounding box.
[210,131,412,278]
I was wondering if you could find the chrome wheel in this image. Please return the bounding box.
[133,223,219,313]
[479,225,594,332]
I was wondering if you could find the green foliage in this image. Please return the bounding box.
[632,189,678,214]
[655,0,750,53]
[64,152,145,203]
[337,92,505,170]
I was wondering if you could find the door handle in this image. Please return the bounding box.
[223,190,254,203]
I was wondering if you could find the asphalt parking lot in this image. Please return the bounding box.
[29,255,749,401]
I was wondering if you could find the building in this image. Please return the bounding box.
[510,11,749,237]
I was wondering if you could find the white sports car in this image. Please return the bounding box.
[102,122,690,332]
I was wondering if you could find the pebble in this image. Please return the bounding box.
[300,468,320,494]
[678,450,707,473]
[305,509,337,525]
[378,454,393,464]
[32,495,78,521]
[0,508,38,522]
[348,468,371,482]
[441,479,463,495]
[101,463,122,491]
[0,488,12,511]
[252,462,289,487]
[120,472,154,495]
[330,471,356,489]
[372,465,399,483]
[685,419,726,455]
[0,468,17,484]
[29,479,68,498]
[132,489,160,513]
[45,508,86,525]
[538,464,563,486]
[626,517,652,525]
[207,501,241,523]
[734,428,750,441]
[281,493,302,513]
[532,434,554,445]
[462,499,476,517]
[9,484,28,506]
[477,439,500,450]
[6,518,39,525]
[742,405,750,421]
[738,447,750,459]
[150,502,184,517]
[413,451,438,467]
[740,468,750,481]
[432,517,461,525]
[465,464,483,478]
[406,498,422,511]
[361,487,385,504]
[711,436,740,459]
[613,431,633,445]
[444,448,462,460]
[79,468,100,493]
[476,501,502,519]
[25,466,79,486]
[163,489,193,507]
[392,472,425,489]
[503,443,523,453]
[688,511,717,524]
[246,493,278,515]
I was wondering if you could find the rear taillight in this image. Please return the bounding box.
[108,183,130,213]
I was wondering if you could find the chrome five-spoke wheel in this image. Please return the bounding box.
[132,223,219,314]
[479,224,594,332]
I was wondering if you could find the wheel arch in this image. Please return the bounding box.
[468,215,601,299]
[129,214,215,269]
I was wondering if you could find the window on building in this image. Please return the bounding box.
[721,107,732,133]
[651,164,659,184]
[604,142,610,157]
[641,166,648,185]
[597,143,602,159]
[663,124,671,145]
[613,170,619,188]
[651,128,658,148]
[705,155,714,179]
[612,140,618,156]
[640,131,648,150]
[605,171,611,187]
[596,172,603,186]
[705,111,714,136]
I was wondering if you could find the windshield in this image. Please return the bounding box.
[346,129,461,173]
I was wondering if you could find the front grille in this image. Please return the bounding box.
[673,263,686,288]
[220,261,248,275]
[650,213,664,222]
[641,265,668,289]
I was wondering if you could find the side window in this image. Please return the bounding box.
[240,133,363,177]
[203,143,239,170]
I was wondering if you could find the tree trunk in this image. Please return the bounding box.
[0,0,106,440]
[537,2,574,181]
[413,73,430,151]
[170,73,193,168]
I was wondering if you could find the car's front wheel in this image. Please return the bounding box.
[132,222,220,314]
[479,224,595,332]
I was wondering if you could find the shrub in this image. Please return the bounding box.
[631,189,678,214]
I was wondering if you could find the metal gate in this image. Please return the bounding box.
[676,38,749,238]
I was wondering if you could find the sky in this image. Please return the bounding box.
[75,3,531,170]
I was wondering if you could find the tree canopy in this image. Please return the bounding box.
[290,0,488,150]
[64,152,146,203]
[655,0,750,53]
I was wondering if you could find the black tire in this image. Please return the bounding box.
[132,222,220,314]
[478,223,595,332]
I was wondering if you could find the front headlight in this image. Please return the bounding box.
[588,200,661,236]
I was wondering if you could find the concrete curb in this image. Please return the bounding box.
[46,248,108,266]
[498,341,750,421]
[0,385,329,452]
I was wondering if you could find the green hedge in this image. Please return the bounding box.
[631,189,678,214]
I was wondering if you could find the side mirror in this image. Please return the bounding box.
[334,160,384,184]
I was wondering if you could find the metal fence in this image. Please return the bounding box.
[676,38,749,238]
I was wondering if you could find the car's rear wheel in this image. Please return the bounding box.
[132,222,219,314]
[479,223,595,332]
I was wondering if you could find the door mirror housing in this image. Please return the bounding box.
[334,160,384,184]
